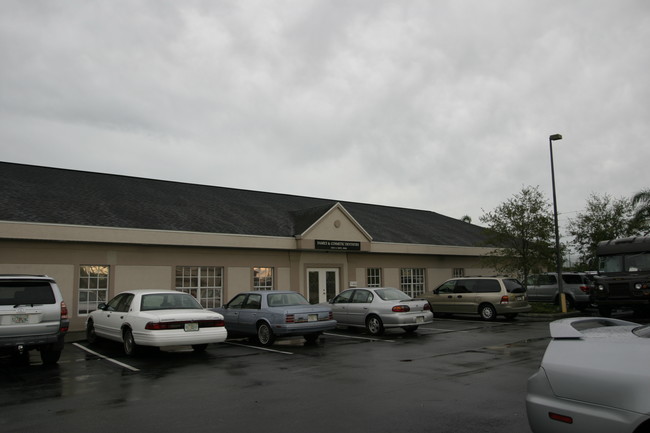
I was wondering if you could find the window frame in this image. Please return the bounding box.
[175,266,224,308]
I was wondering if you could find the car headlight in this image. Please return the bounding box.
[634,282,648,290]
[597,284,605,291]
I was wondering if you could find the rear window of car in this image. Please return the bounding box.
[375,288,411,301]
[562,274,584,284]
[267,293,309,307]
[503,279,526,293]
[141,293,202,311]
[0,281,55,306]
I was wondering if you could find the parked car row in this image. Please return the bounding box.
[83,286,435,355]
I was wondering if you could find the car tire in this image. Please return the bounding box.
[257,322,275,346]
[86,320,97,344]
[192,344,208,352]
[39,346,61,365]
[402,326,418,333]
[479,303,497,321]
[123,328,139,356]
[366,315,384,335]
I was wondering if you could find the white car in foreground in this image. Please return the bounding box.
[86,290,227,355]
[526,317,650,433]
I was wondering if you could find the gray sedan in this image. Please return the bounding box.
[526,317,650,432]
[329,287,434,335]
[212,291,337,346]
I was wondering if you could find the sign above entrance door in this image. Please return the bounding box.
[315,239,361,251]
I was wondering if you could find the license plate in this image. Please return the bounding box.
[184,322,199,332]
[416,316,424,323]
[308,314,318,322]
[516,296,524,301]
[12,315,28,324]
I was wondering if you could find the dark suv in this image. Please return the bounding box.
[0,275,69,365]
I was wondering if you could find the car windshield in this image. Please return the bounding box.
[267,293,309,307]
[374,288,411,301]
[503,279,526,293]
[633,325,650,338]
[141,293,203,311]
[599,253,650,272]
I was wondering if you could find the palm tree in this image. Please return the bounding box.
[632,189,650,233]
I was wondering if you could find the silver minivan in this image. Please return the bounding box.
[525,272,591,311]
[0,275,69,364]
[423,277,531,321]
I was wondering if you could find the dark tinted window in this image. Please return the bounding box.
[333,290,354,304]
[504,279,526,293]
[475,279,501,293]
[562,274,584,284]
[352,290,373,303]
[0,281,55,306]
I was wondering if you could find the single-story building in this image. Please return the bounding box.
[0,161,495,332]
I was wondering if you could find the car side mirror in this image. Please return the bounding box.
[98,303,107,311]
[433,289,439,295]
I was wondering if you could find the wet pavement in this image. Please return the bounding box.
[1,312,644,433]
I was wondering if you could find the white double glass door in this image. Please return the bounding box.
[307,268,339,304]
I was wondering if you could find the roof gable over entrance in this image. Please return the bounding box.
[294,202,372,242]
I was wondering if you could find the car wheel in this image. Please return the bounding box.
[402,326,418,333]
[123,328,139,356]
[366,315,384,335]
[257,322,275,346]
[192,344,208,352]
[304,333,320,344]
[86,319,97,344]
[39,346,61,366]
[479,304,497,321]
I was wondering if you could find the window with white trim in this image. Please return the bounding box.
[175,266,224,308]
[253,267,274,290]
[367,268,381,287]
[78,265,109,315]
[400,268,425,297]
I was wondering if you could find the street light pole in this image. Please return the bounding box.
[549,133,567,313]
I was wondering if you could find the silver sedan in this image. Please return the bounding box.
[329,287,433,335]
[526,317,650,433]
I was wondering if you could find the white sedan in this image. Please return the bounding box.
[526,317,650,433]
[86,290,227,355]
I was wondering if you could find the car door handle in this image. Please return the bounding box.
[456,295,463,299]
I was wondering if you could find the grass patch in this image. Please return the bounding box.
[529,302,572,314]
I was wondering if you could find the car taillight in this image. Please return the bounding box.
[579,285,590,294]
[285,314,295,323]
[328,312,333,320]
[60,301,69,332]
[392,305,410,312]
[549,412,573,424]
[500,296,510,304]
[423,303,431,311]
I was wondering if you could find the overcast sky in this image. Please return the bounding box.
[1,1,648,233]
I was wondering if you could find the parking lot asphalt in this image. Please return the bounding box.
[1,311,644,433]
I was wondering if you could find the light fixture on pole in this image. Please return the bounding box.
[549,133,566,313]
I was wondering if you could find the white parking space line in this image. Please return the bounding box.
[323,332,395,342]
[73,343,140,372]
[224,341,293,355]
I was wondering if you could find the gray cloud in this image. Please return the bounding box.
[1,0,648,231]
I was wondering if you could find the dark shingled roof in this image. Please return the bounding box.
[0,162,488,247]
